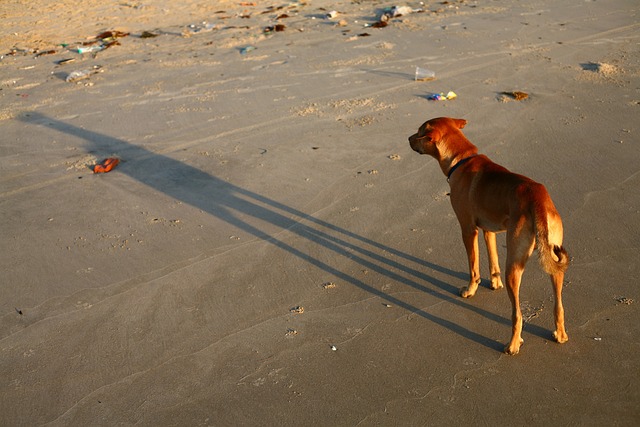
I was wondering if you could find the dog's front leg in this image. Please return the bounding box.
[483,231,504,291]
[460,226,482,298]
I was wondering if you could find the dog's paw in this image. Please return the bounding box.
[460,286,476,298]
[490,274,504,291]
[553,330,569,344]
[460,279,481,298]
[504,338,524,355]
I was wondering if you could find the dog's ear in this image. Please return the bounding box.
[453,118,467,129]
[422,124,442,143]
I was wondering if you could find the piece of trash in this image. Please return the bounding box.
[388,154,401,160]
[184,22,216,36]
[95,30,129,40]
[15,308,23,315]
[615,296,634,305]
[501,91,529,101]
[322,282,337,289]
[415,66,436,81]
[74,31,129,54]
[35,49,56,58]
[382,5,423,20]
[368,21,388,28]
[428,91,457,101]
[57,58,76,65]
[370,5,423,27]
[77,45,104,54]
[330,345,337,351]
[264,24,286,33]
[326,11,338,19]
[140,31,159,38]
[384,303,392,308]
[581,62,620,76]
[594,337,602,341]
[285,328,298,336]
[240,45,256,55]
[93,158,120,173]
[290,306,304,314]
[65,65,103,82]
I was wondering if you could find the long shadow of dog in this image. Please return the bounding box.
[20,112,553,352]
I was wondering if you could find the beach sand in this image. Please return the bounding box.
[1,0,639,424]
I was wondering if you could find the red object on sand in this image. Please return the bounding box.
[93,158,120,173]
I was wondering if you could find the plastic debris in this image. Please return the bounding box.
[65,65,103,83]
[77,45,104,54]
[326,11,339,19]
[184,22,216,36]
[385,5,423,19]
[415,66,436,81]
[93,158,120,173]
[290,306,304,314]
[330,345,337,351]
[76,30,129,54]
[240,45,256,55]
[368,5,423,28]
[428,91,457,101]
[377,5,423,22]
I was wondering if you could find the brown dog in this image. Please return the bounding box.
[408,117,569,354]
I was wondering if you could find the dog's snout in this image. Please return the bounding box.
[409,134,420,152]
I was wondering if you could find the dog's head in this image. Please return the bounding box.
[408,117,467,158]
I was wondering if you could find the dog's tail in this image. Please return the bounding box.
[534,196,569,276]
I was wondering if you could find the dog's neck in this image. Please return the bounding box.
[446,154,478,182]
[433,131,478,180]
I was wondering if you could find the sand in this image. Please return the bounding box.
[1,0,639,425]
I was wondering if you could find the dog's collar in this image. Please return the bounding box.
[447,154,478,182]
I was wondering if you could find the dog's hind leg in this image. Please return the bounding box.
[483,230,504,291]
[504,224,536,355]
[551,271,569,343]
[535,206,569,344]
[504,263,525,355]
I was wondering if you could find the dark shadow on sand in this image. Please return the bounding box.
[20,112,556,352]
